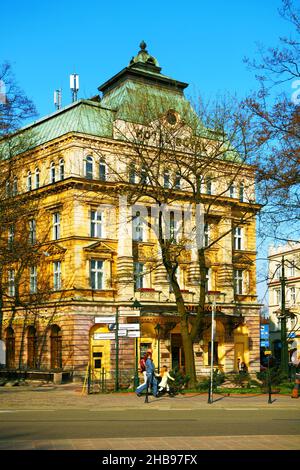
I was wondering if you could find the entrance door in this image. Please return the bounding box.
[235,342,244,371]
[90,326,111,380]
[171,334,185,370]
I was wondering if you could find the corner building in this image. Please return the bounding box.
[1,43,261,387]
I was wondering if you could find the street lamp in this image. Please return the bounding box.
[207,290,221,404]
[132,299,142,388]
[154,322,162,372]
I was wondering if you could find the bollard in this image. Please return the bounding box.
[145,377,150,403]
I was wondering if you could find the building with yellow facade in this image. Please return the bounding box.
[0,43,261,388]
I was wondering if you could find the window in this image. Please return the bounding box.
[129,164,136,184]
[27,171,32,191]
[6,181,10,197]
[12,177,18,196]
[53,212,60,240]
[239,182,244,202]
[175,172,181,189]
[59,159,64,180]
[229,184,235,198]
[85,156,93,179]
[30,266,37,294]
[91,210,103,238]
[169,211,178,243]
[205,268,210,293]
[288,262,295,278]
[133,211,143,241]
[29,219,36,244]
[8,270,15,296]
[53,261,61,290]
[206,176,212,195]
[164,171,170,188]
[8,225,14,249]
[35,168,40,189]
[99,161,106,181]
[289,286,296,305]
[204,223,209,248]
[233,227,242,250]
[140,167,148,185]
[134,262,144,290]
[50,162,56,183]
[275,264,281,279]
[234,269,243,295]
[90,260,103,290]
[274,288,281,305]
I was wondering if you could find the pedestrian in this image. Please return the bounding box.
[135,351,158,397]
[158,365,175,396]
[240,362,248,374]
[139,352,148,387]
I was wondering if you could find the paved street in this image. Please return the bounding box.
[0,383,299,450]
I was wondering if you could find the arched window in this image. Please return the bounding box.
[164,170,170,188]
[50,325,62,370]
[27,171,32,191]
[239,182,244,202]
[50,162,56,184]
[59,158,64,180]
[35,168,40,189]
[12,177,18,196]
[5,327,15,369]
[99,161,106,181]
[85,156,93,179]
[27,326,37,369]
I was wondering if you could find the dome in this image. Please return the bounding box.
[129,41,160,69]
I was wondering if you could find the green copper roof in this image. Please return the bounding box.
[0,100,114,158]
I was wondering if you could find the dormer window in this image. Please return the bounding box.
[85,156,93,179]
[50,162,56,184]
[59,159,64,180]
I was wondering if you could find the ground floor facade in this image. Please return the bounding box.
[0,300,261,388]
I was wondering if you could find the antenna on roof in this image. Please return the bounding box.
[54,89,62,110]
[70,73,79,102]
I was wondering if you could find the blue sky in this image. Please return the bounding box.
[1,0,296,305]
[2,0,292,117]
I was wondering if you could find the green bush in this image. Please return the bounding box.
[196,369,226,391]
[256,367,288,387]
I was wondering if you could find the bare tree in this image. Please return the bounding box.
[94,91,259,387]
[244,0,300,242]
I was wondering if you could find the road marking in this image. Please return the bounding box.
[225,408,260,411]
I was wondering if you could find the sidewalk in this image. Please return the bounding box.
[0,383,299,450]
[0,382,299,410]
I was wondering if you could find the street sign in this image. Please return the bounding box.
[127,330,141,338]
[119,323,140,330]
[264,350,272,355]
[95,316,116,324]
[117,330,127,337]
[94,333,115,340]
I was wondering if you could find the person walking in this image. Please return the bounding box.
[135,352,158,397]
[158,365,175,396]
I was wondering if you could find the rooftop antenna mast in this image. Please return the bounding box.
[70,73,79,102]
[54,89,62,110]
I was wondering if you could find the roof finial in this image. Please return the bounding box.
[140,40,147,51]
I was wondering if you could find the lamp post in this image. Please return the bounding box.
[154,322,162,372]
[115,305,119,392]
[207,291,221,404]
[132,299,142,389]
